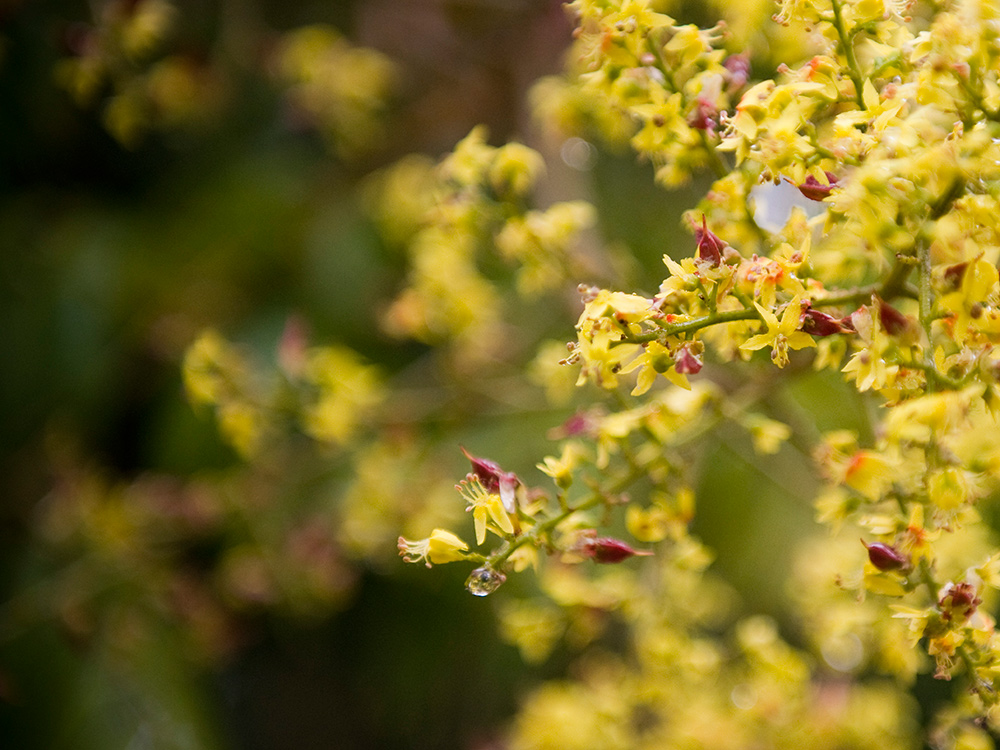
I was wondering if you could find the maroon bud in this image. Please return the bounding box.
[943,261,968,291]
[862,539,909,571]
[687,98,718,134]
[876,298,910,335]
[801,307,849,336]
[795,172,838,201]
[695,215,725,266]
[581,535,653,564]
[674,345,703,374]
[460,446,519,513]
[938,581,981,623]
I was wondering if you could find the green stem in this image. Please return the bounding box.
[813,259,917,308]
[488,494,602,567]
[917,239,936,392]
[626,308,761,344]
[698,129,730,180]
[830,0,868,111]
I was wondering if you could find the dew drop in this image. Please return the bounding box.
[560,137,596,171]
[465,566,506,596]
[821,633,864,672]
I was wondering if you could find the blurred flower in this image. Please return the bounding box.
[397,529,470,567]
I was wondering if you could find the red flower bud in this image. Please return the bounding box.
[876,297,910,335]
[801,307,849,336]
[862,539,909,571]
[943,261,968,291]
[938,581,981,623]
[795,172,838,201]
[695,215,726,266]
[460,446,519,513]
[674,345,703,374]
[687,98,718,134]
[581,535,653,564]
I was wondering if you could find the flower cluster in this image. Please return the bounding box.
[56,0,224,146]
[182,322,382,457]
[274,25,397,158]
[393,0,1000,744]
[369,126,599,353]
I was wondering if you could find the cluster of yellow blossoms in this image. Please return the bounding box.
[367,126,597,352]
[390,0,1000,746]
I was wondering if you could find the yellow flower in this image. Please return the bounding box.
[458,477,515,545]
[537,443,584,489]
[397,529,469,567]
[740,296,815,367]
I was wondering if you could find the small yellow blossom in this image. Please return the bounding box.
[740,296,815,367]
[458,477,514,545]
[537,443,585,489]
[397,529,469,567]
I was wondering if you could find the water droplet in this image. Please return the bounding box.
[730,683,757,710]
[821,633,864,672]
[465,566,506,596]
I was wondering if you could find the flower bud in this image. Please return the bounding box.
[943,261,968,291]
[695,215,726,266]
[876,297,910,335]
[801,306,849,336]
[862,539,908,571]
[461,446,519,513]
[687,98,718,133]
[674,345,703,374]
[795,172,838,201]
[938,581,981,623]
[581,534,653,564]
[278,314,309,377]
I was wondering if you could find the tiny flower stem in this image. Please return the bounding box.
[625,308,760,344]
[902,360,964,391]
[957,647,995,698]
[830,0,868,111]
[488,494,603,567]
[698,128,730,180]
[917,238,936,391]
[813,259,917,308]
[917,558,939,599]
[814,144,860,167]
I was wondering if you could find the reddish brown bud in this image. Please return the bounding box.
[943,261,968,291]
[801,307,849,336]
[695,215,725,266]
[862,539,909,571]
[795,172,839,201]
[687,98,718,134]
[876,298,910,335]
[674,345,703,374]
[460,446,519,513]
[582,535,653,564]
[938,581,981,623]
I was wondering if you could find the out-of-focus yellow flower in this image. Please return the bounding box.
[397,529,469,567]
[276,25,396,158]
